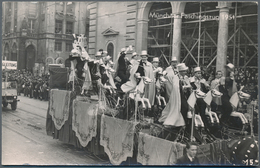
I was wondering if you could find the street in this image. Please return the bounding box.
[2,95,110,165]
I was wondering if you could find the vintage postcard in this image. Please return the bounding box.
[2,1,259,166]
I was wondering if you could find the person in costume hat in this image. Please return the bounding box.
[135,50,156,106]
[190,66,210,92]
[164,56,179,101]
[189,66,210,125]
[152,57,163,81]
[177,64,205,142]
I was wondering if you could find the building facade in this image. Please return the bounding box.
[2,1,89,74]
[2,1,258,75]
[88,1,258,73]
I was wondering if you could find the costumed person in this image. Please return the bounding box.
[218,76,233,123]
[120,52,140,93]
[80,48,92,96]
[164,57,178,102]
[218,63,237,122]
[225,63,238,97]
[137,50,155,106]
[210,70,223,111]
[68,47,81,85]
[102,55,117,90]
[75,45,86,84]
[189,67,210,124]
[68,34,92,94]
[152,57,162,84]
[88,51,104,94]
[158,63,185,127]
[176,142,200,165]
[152,57,163,102]
[178,63,205,146]
[115,48,130,85]
[152,57,165,118]
[178,63,192,124]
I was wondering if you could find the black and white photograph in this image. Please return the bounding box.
[1,1,259,166]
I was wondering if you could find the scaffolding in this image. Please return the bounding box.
[148,2,172,68]
[147,2,258,72]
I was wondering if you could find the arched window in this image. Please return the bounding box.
[107,42,114,60]
[11,43,17,61]
[4,44,10,60]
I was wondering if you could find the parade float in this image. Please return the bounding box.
[46,34,258,166]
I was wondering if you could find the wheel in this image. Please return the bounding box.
[3,102,8,108]
[11,101,17,110]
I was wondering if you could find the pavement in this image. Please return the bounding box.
[2,95,110,166]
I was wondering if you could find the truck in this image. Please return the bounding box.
[2,60,19,110]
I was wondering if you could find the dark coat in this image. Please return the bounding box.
[176,153,200,165]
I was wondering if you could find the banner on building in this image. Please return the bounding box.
[2,61,17,70]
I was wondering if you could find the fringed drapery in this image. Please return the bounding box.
[72,100,98,147]
[100,115,136,165]
[49,89,71,130]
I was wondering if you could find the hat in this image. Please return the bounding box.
[177,63,188,72]
[132,52,138,58]
[171,57,177,62]
[194,67,201,72]
[104,55,111,61]
[121,48,126,52]
[152,57,159,63]
[102,51,108,56]
[95,51,102,57]
[140,50,148,57]
[226,63,234,69]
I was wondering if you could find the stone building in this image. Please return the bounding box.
[2,2,89,74]
[2,1,258,75]
[88,1,258,73]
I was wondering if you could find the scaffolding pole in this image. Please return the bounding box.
[197,2,202,66]
[233,2,237,64]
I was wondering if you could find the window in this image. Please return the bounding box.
[28,19,35,33]
[14,19,17,32]
[6,2,11,15]
[55,41,62,51]
[66,2,74,15]
[55,20,63,33]
[107,43,114,60]
[66,22,73,34]
[56,2,64,13]
[5,22,11,34]
[66,42,73,52]
[28,2,38,18]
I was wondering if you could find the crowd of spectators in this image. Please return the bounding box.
[2,70,50,101]
[183,66,258,96]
